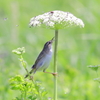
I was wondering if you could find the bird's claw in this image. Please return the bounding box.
[29,76,34,80]
[52,72,57,76]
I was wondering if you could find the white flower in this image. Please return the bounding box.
[29,10,84,29]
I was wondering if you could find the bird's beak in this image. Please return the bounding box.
[51,37,55,43]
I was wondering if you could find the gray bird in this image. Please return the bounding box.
[25,37,55,78]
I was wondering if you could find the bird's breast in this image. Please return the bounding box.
[45,49,52,60]
[43,49,53,66]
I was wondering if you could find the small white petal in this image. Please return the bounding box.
[29,10,84,29]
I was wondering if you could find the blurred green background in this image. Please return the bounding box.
[0,0,100,100]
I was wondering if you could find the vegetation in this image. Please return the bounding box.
[0,0,100,100]
[10,47,48,100]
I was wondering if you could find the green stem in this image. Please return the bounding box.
[54,30,58,100]
[20,55,29,74]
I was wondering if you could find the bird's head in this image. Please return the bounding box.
[44,37,54,50]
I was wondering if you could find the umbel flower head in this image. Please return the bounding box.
[29,10,84,30]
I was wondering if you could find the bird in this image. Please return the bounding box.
[25,37,56,78]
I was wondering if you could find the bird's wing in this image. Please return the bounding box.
[32,50,45,69]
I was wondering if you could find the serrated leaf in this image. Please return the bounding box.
[88,65,99,71]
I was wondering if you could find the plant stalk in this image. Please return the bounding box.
[54,30,58,100]
[20,55,29,74]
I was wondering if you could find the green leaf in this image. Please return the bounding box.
[28,96,37,100]
[87,65,99,71]
[15,75,24,82]
[94,78,100,83]
[9,75,48,99]
[41,91,48,97]
[11,85,20,90]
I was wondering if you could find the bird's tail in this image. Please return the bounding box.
[25,68,34,78]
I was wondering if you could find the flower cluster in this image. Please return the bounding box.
[29,10,84,29]
[12,47,25,55]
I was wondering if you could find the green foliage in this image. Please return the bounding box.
[1,0,100,100]
[9,75,47,100]
[88,64,100,85]
[88,65,99,71]
[94,78,100,83]
[12,47,25,55]
[9,47,48,100]
[12,47,28,72]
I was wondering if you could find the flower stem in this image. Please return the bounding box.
[20,55,29,74]
[54,30,58,100]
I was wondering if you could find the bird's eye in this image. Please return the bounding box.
[48,41,51,44]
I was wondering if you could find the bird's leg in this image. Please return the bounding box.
[43,69,57,76]
[52,72,57,76]
[29,76,34,81]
